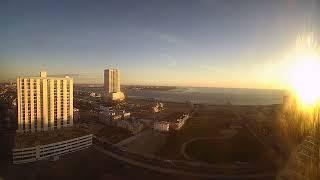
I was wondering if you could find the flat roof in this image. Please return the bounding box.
[17,77,72,80]
[14,125,90,149]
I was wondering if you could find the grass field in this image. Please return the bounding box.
[156,105,235,159]
[185,128,266,164]
[156,105,275,169]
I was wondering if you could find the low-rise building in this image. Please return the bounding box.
[98,109,141,134]
[99,110,115,125]
[152,102,165,113]
[99,109,130,124]
[127,121,144,134]
[89,92,101,97]
[154,112,189,132]
[99,105,110,112]
[111,114,122,121]
[170,113,189,131]
[153,121,170,132]
[117,119,144,134]
[123,112,131,119]
[12,126,92,164]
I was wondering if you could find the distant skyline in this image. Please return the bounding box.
[1,0,319,89]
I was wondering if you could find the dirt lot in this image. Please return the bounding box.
[119,129,167,156]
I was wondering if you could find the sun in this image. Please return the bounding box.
[288,52,320,106]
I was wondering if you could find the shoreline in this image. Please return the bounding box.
[126,95,281,107]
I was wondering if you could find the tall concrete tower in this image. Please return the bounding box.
[104,69,120,93]
[104,69,124,101]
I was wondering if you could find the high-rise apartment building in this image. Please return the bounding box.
[17,72,73,133]
[104,69,120,93]
[104,69,124,101]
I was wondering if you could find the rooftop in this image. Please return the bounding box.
[18,71,72,80]
[18,76,72,80]
[14,125,90,149]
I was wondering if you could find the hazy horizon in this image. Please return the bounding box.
[1,0,319,89]
[71,81,287,91]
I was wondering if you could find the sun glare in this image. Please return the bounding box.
[289,52,320,106]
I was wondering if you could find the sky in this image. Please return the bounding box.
[0,0,319,89]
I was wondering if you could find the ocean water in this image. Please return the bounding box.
[125,87,285,105]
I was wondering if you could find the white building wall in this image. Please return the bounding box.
[153,121,170,132]
[12,134,92,164]
[104,69,124,101]
[17,72,73,133]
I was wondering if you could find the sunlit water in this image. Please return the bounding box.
[125,87,285,105]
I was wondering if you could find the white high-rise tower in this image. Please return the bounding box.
[17,72,73,133]
[104,69,120,93]
[104,69,125,101]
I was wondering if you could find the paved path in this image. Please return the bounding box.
[180,130,237,160]
[180,107,239,160]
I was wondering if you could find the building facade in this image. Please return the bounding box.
[116,119,144,134]
[104,69,124,101]
[12,134,92,164]
[170,114,189,130]
[153,121,170,132]
[17,72,73,133]
[153,113,189,132]
[104,69,120,93]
